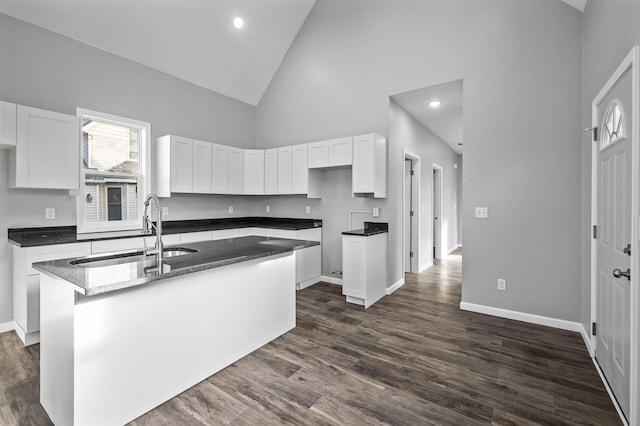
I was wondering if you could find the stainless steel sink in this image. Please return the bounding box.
[162,247,199,257]
[258,239,292,246]
[70,247,198,268]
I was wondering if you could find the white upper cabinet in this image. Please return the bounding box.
[0,100,17,149]
[352,133,387,198]
[228,147,244,194]
[277,146,292,194]
[192,140,212,194]
[170,136,193,193]
[291,144,309,194]
[328,137,353,166]
[307,141,328,169]
[10,105,79,189]
[244,149,264,195]
[211,143,230,194]
[264,148,278,195]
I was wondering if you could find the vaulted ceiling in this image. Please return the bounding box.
[0,0,584,107]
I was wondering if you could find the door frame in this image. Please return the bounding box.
[403,149,421,273]
[590,45,639,426]
[433,163,443,260]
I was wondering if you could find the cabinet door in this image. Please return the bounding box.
[244,149,264,195]
[228,147,244,194]
[352,133,375,193]
[192,140,212,193]
[342,236,366,298]
[264,148,278,195]
[307,141,328,168]
[329,137,353,166]
[291,144,308,194]
[211,143,230,194]
[277,146,292,194]
[14,105,79,189]
[170,136,193,193]
[0,100,16,148]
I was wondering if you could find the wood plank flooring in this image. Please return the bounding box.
[0,249,621,425]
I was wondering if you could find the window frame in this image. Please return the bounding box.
[76,108,151,235]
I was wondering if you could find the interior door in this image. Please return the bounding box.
[595,66,632,420]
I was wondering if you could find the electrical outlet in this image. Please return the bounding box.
[162,207,169,216]
[305,206,311,214]
[228,206,234,214]
[497,278,507,291]
[45,208,55,220]
[372,208,380,217]
[266,205,270,213]
[475,207,489,219]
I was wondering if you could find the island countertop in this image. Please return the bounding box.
[32,236,319,296]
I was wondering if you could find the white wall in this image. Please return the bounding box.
[0,13,258,324]
[256,0,583,321]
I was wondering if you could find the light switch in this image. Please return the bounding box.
[372,208,380,217]
[266,205,270,213]
[475,207,489,219]
[228,206,234,214]
[305,206,311,214]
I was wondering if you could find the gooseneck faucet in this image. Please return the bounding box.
[142,193,163,270]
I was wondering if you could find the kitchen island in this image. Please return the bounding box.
[33,236,318,426]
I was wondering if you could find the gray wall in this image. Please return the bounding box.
[256,0,583,321]
[0,13,258,324]
[581,1,640,331]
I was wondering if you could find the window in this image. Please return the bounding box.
[600,101,626,150]
[76,108,150,234]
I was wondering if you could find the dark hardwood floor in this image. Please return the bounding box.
[0,249,622,425]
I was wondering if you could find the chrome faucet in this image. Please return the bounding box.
[142,193,163,270]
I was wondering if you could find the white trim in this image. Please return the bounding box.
[432,163,444,260]
[296,276,321,290]
[591,45,639,425]
[419,261,434,273]
[14,324,40,346]
[592,358,630,426]
[386,279,405,295]
[321,275,342,286]
[459,302,583,332]
[581,324,594,356]
[0,321,15,334]
[560,0,587,12]
[447,245,459,255]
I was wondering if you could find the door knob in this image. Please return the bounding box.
[613,268,631,280]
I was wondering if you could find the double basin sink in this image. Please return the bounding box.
[69,239,293,269]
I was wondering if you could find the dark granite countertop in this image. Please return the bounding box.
[32,236,320,296]
[8,217,322,248]
[342,222,388,237]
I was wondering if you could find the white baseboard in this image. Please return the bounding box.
[448,245,459,254]
[419,261,433,273]
[459,302,583,333]
[321,275,342,286]
[297,276,321,290]
[592,357,629,426]
[0,321,15,334]
[13,323,40,346]
[386,279,405,295]
[580,324,594,356]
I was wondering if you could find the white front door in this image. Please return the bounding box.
[594,60,633,420]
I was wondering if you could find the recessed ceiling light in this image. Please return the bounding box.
[429,100,441,108]
[233,17,244,29]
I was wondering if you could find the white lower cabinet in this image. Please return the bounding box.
[342,232,387,308]
[13,242,91,345]
[265,227,322,289]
